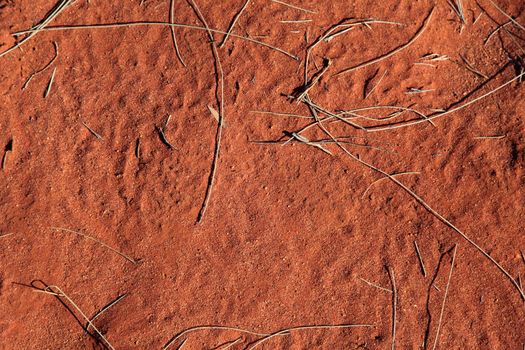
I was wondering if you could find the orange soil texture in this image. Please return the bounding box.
[1,0,525,349]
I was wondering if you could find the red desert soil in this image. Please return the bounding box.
[1,0,525,349]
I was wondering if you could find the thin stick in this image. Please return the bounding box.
[387,267,397,350]
[163,326,275,349]
[11,21,298,60]
[280,19,313,24]
[2,141,11,170]
[37,285,116,350]
[344,109,408,123]
[488,0,525,31]
[367,70,525,132]
[473,11,483,25]
[81,121,103,139]
[250,110,313,119]
[414,62,436,68]
[135,138,141,159]
[256,138,385,152]
[432,245,458,350]
[460,54,488,79]
[248,324,374,349]
[0,232,15,238]
[271,0,316,14]
[520,250,525,267]
[365,69,387,99]
[414,240,427,277]
[0,0,74,59]
[88,294,127,331]
[44,67,57,98]
[22,42,59,90]
[311,138,385,151]
[473,134,506,139]
[50,227,137,264]
[335,7,434,76]
[421,53,449,62]
[359,277,393,293]
[361,171,420,198]
[219,337,242,350]
[406,87,434,94]
[170,0,186,66]
[188,0,225,224]
[323,26,355,42]
[484,21,512,45]
[219,0,252,48]
[323,20,403,43]
[175,339,187,350]
[339,105,429,123]
[158,125,175,150]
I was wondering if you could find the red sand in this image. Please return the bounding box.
[1,0,524,349]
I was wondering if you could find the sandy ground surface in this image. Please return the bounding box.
[1,0,525,349]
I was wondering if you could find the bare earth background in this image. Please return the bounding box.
[1,0,524,349]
